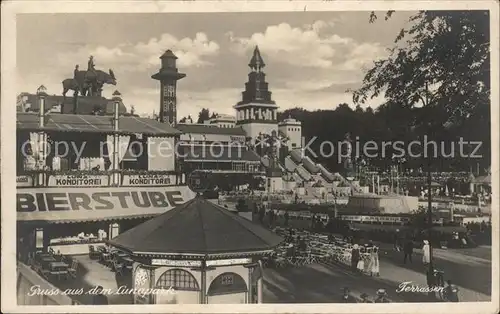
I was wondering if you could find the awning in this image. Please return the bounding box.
[18,213,160,225]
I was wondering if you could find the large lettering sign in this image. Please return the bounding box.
[17,175,34,187]
[17,186,196,222]
[48,174,109,187]
[123,174,173,186]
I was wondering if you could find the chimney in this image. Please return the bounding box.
[37,85,48,127]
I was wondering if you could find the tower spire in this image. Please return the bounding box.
[249,46,265,71]
[151,50,186,126]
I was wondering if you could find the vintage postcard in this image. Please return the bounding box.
[1,0,499,313]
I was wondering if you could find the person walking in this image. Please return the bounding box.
[422,240,431,265]
[284,211,289,227]
[394,229,401,251]
[340,287,357,303]
[369,246,380,276]
[403,238,414,264]
[351,244,360,272]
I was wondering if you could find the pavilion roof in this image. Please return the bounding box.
[16,112,181,136]
[107,196,283,257]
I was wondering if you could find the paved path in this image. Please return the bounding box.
[263,245,491,303]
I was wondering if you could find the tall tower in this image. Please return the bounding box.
[234,46,279,142]
[152,50,186,126]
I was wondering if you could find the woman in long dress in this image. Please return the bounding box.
[422,240,431,265]
[370,246,380,276]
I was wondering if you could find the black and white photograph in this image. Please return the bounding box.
[1,1,498,312]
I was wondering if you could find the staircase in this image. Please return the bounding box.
[253,146,367,194]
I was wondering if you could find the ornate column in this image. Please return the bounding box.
[257,276,263,303]
[36,85,48,186]
[112,90,122,186]
[250,107,254,120]
[200,261,207,304]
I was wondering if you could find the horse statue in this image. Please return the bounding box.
[62,68,116,98]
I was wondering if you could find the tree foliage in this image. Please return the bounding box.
[197,108,211,124]
[279,103,489,174]
[354,11,490,130]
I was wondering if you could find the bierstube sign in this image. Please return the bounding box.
[16,186,197,222]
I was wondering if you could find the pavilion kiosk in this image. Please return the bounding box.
[107,196,283,304]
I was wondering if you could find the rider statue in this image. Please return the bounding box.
[88,56,95,72]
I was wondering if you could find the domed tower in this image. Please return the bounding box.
[151,50,186,126]
[234,46,279,143]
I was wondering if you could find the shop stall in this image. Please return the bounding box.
[107,196,283,304]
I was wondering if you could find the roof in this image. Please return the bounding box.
[17,112,182,136]
[176,124,247,136]
[107,196,284,255]
[249,46,266,69]
[18,94,127,115]
[181,145,261,162]
[160,50,178,59]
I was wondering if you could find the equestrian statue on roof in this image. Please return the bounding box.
[62,56,117,98]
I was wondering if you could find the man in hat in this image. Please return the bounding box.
[359,293,372,303]
[74,64,79,79]
[340,287,357,303]
[374,289,390,303]
[403,237,414,264]
[88,55,95,72]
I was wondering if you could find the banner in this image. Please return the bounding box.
[48,174,109,187]
[17,186,196,222]
[122,174,174,186]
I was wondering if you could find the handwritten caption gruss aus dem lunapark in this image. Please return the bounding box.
[28,285,176,297]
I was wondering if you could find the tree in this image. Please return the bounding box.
[197,108,211,124]
[354,11,489,129]
[179,116,187,123]
[353,10,490,170]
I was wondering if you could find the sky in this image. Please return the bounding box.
[16,11,415,119]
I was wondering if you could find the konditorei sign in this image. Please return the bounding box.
[17,186,196,222]
[48,174,109,187]
[123,174,173,186]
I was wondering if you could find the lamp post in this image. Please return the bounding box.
[111,90,122,186]
[334,194,338,219]
[36,85,48,186]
